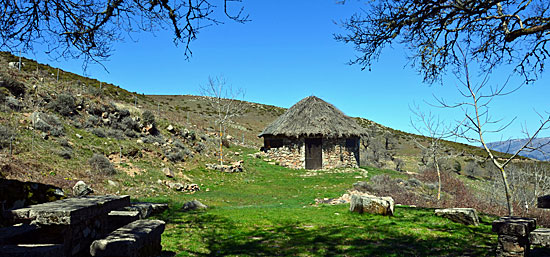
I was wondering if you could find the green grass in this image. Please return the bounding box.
[139,147,496,256]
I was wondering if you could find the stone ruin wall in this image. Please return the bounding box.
[264,137,359,170]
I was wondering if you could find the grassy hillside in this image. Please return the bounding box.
[3,51,550,255]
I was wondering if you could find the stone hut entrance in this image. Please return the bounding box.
[305,138,322,169]
[259,96,366,170]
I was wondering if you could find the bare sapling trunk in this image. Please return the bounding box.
[436,50,550,216]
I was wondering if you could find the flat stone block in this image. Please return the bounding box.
[530,228,550,247]
[0,244,64,257]
[123,202,167,219]
[8,195,130,225]
[350,194,394,216]
[492,216,536,237]
[537,195,550,209]
[435,208,480,226]
[90,219,165,257]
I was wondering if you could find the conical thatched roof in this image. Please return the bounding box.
[259,96,366,138]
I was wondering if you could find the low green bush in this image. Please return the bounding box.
[88,154,116,175]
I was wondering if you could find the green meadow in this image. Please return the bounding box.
[140,147,496,256]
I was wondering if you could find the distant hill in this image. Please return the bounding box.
[486,137,550,161]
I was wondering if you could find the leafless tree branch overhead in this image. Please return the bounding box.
[0,0,248,66]
[336,0,550,84]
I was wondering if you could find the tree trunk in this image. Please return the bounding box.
[500,167,514,216]
[219,123,223,166]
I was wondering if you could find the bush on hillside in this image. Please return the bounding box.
[90,127,106,138]
[0,74,25,97]
[32,112,64,136]
[49,93,76,116]
[58,149,73,159]
[166,150,185,163]
[142,110,155,126]
[0,125,14,149]
[88,154,116,175]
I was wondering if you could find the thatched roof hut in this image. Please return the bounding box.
[259,96,366,138]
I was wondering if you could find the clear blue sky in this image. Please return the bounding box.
[22,1,550,143]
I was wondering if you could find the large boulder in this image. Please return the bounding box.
[349,194,394,216]
[435,208,480,226]
[181,200,207,212]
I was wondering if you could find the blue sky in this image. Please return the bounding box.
[22,1,550,143]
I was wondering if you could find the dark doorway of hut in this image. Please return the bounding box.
[305,138,322,170]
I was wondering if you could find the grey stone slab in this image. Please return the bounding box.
[0,244,64,257]
[7,195,130,225]
[492,216,536,237]
[530,228,550,247]
[90,219,165,257]
[435,208,480,226]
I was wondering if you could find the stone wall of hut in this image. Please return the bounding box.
[264,137,305,169]
[263,136,359,170]
[321,138,359,169]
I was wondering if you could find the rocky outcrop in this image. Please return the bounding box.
[435,208,480,226]
[206,160,244,173]
[349,195,394,216]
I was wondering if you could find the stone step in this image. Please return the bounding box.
[530,228,550,247]
[89,219,166,257]
[0,244,64,257]
[105,210,140,233]
[0,224,39,244]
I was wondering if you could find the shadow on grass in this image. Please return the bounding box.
[161,209,495,257]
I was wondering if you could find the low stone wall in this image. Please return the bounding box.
[0,179,65,216]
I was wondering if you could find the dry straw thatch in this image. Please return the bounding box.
[259,96,366,138]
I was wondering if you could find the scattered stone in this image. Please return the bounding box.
[206,160,244,173]
[75,133,83,139]
[166,124,175,133]
[435,208,480,226]
[166,182,184,191]
[136,139,143,144]
[181,200,207,212]
[41,132,49,140]
[107,180,118,187]
[72,181,94,196]
[152,142,160,147]
[90,219,165,257]
[163,167,174,178]
[226,135,233,140]
[349,194,394,216]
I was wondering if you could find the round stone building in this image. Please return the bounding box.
[259,96,366,170]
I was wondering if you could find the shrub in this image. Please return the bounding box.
[5,97,22,111]
[58,138,71,148]
[58,149,72,159]
[141,135,164,145]
[0,125,14,149]
[49,93,76,116]
[173,139,186,149]
[32,112,65,136]
[90,127,106,138]
[222,138,230,148]
[166,150,185,163]
[124,129,137,138]
[88,154,116,175]
[120,116,138,131]
[85,116,100,128]
[105,128,124,139]
[142,110,155,126]
[0,74,25,97]
[194,142,205,153]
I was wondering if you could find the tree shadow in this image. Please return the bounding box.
[164,209,495,257]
